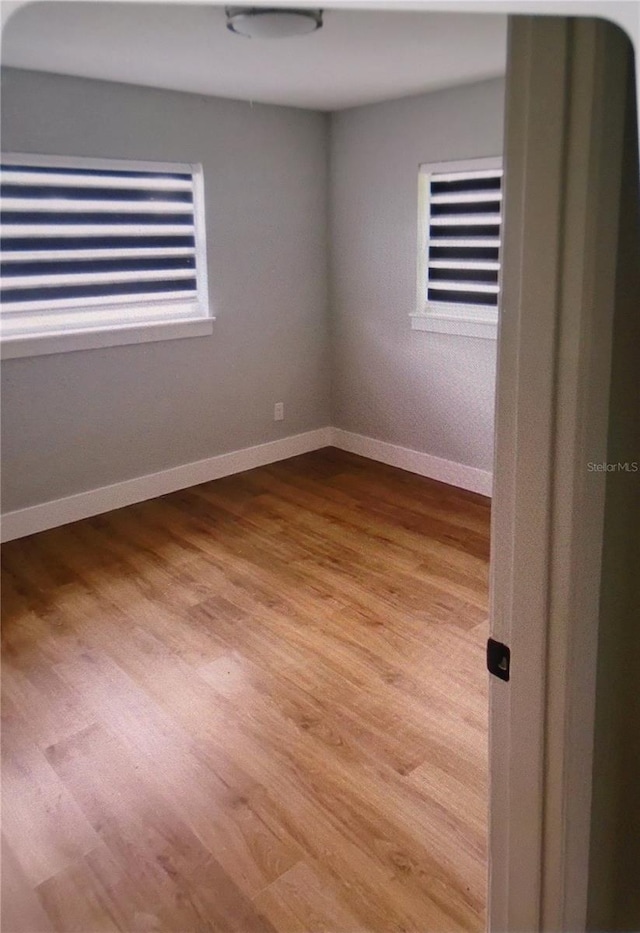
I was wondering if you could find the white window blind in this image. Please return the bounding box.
[414,156,503,337]
[0,153,210,345]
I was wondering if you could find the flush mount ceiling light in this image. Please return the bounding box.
[225,7,323,39]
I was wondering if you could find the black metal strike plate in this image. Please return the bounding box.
[487,638,511,682]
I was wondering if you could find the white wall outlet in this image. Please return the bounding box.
[274,402,284,422]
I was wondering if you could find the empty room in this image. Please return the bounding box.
[1,3,638,932]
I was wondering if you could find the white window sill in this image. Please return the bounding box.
[1,317,215,360]
[411,313,497,340]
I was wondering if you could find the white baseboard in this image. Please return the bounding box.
[1,425,491,542]
[331,429,493,497]
[0,427,333,543]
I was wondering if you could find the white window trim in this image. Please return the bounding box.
[1,152,213,359]
[411,155,502,339]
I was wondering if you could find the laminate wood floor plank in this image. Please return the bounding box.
[99,616,485,925]
[195,650,486,886]
[1,835,54,933]
[53,642,305,900]
[253,860,373,933]
[1,696,101,888]
[236,490,486,609]
[1,448,490,932]
[2,649,96,749]
[44,723,277,933]
[179,479,488,624]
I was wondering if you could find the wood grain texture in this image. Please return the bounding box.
[1,448,490,932]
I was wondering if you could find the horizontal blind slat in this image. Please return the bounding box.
[1,198,194,214]
[432,169,503,183]
[430,191,503,205]
[429,259,500,271]
[1,184,193,203]
[428,288,499,307]
[1,210,194,225]
[2,277,198,306]
[1,234,196,251]
[1,291,199,316]
[1,165,192,184]
[429,269,498,287]
[2,269,196,288]
[2,224,195,237]
[431,203,502,219]
[2,257,195,276]
[430,214,502,226]
[1,247,196,262]
[429,238,501,248]
[426,281,499,294]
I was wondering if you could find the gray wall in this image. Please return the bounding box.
[0,67,330,512]
[1,69,503,513]
[329,78,504,471]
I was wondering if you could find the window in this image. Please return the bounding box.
[0,153,212,358]
[412,156,503,339]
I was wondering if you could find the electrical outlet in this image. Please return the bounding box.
[274,402,284,422]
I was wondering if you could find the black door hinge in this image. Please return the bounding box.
[487,638,510,682]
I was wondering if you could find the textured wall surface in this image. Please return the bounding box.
[0,67,330,511]
[329,78,505,471]
[0,69,504,512]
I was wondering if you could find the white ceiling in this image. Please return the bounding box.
[0,2,507,110]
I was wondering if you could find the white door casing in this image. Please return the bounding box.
[489,15,629,932]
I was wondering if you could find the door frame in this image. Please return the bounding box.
[489,15,629,931]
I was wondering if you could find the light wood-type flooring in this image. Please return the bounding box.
[1,448,490,933]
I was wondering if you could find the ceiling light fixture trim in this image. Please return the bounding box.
[225,6,323,39]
